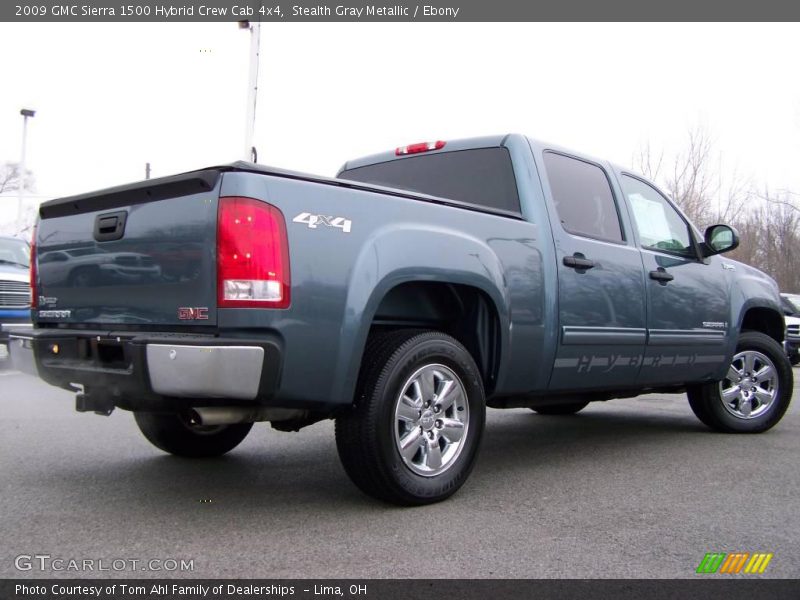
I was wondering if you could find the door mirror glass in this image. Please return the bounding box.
[704,224,739,255]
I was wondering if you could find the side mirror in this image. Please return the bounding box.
[703,224,739,257]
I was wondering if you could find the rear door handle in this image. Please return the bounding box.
[649,268,674,283]
[563,255,595,270]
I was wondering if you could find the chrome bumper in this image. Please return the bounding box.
[146,344,265,400]
[8,332,38,376]
[9,329,279,407]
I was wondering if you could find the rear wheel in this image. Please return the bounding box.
[687,331,793,433]
[530,401,589,415]
[335,330,485,505]
[134,412,253,457]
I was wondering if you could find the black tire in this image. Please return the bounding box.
[335,330,486,506]
[530,401,589,415]
[687,331,793,433]
[134,412,253,458]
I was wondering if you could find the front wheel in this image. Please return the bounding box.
[687,331,793,433]
[335,330,486,506]
[134,412,253,457]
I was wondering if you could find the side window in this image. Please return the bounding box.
[621,175,695,257]
[543,152,624,243]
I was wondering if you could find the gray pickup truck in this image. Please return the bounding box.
[12,134,793,505]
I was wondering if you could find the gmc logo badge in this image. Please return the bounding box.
[178,307,209,320]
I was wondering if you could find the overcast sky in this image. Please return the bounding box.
[1,22,799,229]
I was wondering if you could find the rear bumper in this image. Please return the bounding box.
[0,320,33,361]
[9,328,281,411]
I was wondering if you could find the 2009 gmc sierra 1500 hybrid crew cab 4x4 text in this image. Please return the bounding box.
[11,134,793,505]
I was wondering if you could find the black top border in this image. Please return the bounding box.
[4,0,800,22]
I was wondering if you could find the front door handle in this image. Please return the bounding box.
[649,268,674,283]
[563,254,595,270]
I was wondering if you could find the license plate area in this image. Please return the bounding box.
[39,335,133,372]
[94,339,127,368]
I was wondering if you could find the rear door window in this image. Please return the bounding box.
[543,152,624,243]
[338,147,521,213]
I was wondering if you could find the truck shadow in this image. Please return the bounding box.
[477,406,708,470]
[47,404,717,510]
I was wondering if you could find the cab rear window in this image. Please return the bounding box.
[338,147,521,214]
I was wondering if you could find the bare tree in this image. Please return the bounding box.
[0,161,35,195]
[633,126,800,292]
[633,140,664,182]
[753,188,800,215]
[634,126,717,226]
[666,126,717,225]
[729,192,800,292]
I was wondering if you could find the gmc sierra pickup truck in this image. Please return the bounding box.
[12,134,793,505]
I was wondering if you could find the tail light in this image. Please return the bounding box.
[395,140,446,156]
[30,223,38,309]
[217,196,290,309]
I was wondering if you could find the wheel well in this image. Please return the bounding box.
[740,307,784,343]
[370,282,501,394]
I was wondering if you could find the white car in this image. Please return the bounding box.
[785,314,800,366]
[0,236,32,363]
[780,293,800,365]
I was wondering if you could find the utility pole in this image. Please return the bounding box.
[240,19,261,162]
[17,108,35,233]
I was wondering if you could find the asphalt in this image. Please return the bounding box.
[1,364,798,579]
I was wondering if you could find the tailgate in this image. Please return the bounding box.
[35,170,220,327]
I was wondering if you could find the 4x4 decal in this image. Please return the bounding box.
[292,212,352,233]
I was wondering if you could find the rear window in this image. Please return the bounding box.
[338,147,521,213]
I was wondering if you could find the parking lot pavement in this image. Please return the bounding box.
[1,367,798,579]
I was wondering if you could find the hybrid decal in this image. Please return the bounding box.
[555,353,727,372]
[293,212,352,233]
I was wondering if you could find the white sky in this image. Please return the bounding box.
[1,22,799,230]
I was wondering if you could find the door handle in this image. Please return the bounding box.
[563,254,595,270]
[94,210,128,242]
[649,268,674,283]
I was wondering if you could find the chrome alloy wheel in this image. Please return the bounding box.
[719,350,779,420]
[393,364,470,477]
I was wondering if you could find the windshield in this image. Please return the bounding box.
[0,238,30,268]
[782,294,800,315]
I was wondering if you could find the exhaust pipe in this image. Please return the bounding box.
[189,407,307,426]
